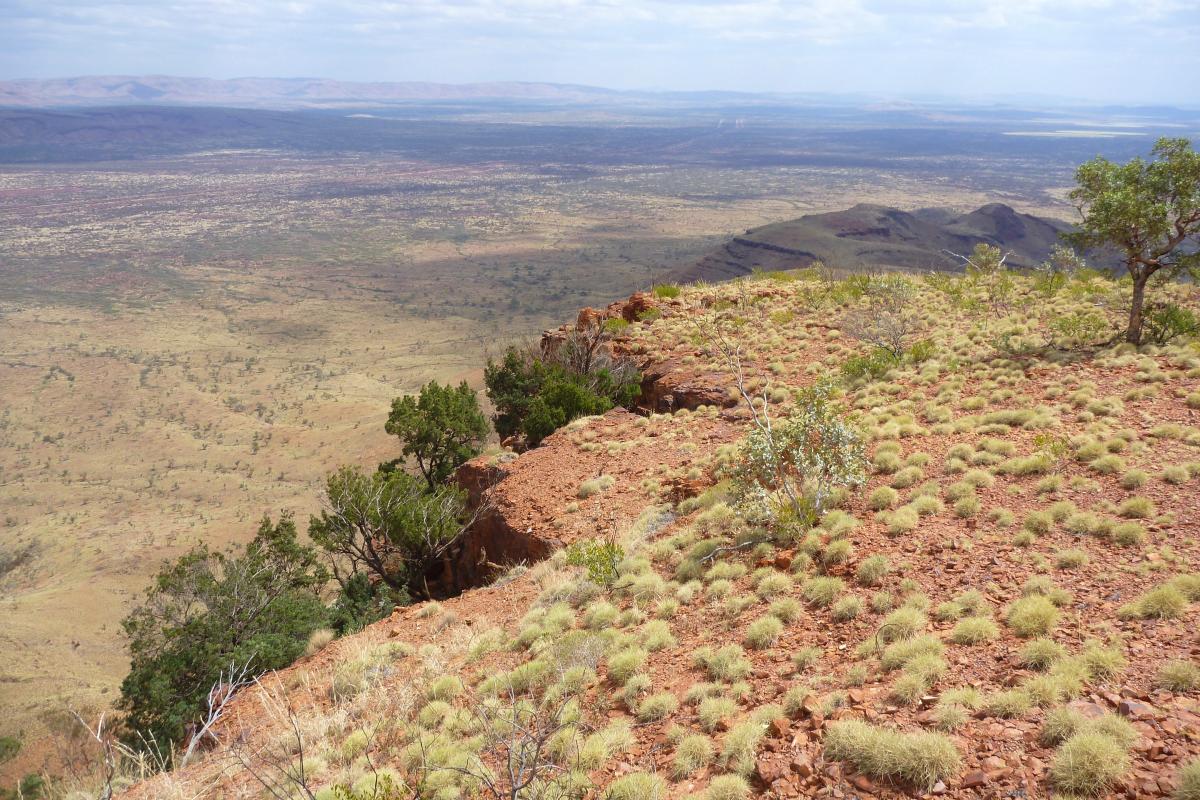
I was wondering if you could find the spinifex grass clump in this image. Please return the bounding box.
[823,720,961,789]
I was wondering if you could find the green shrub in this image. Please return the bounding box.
[843,349,902,382]
[1019,638,1065,670]
[908,339,937,363]
[950,617,999,645]
[1174,758,1200,800]
[1050,731,1130,796]
[823,720,961,790]
[1119,584,1188,619]
[606,772,666,800]
[705,775,751,800]
[1143,302,1200,345]
[673,734,714,778]
[565,540,625,586]
[1158,660,1200,692]
[720,719,766,776]
[485,345,640,447]
[745,616,784,649]
[803,576,845,607]
[1006,595,1059,637]
[734,382,867,519]
[119,516,331,750]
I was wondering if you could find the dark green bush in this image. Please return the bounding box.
[485,341,639,447]
[384,380,488,490]
[329,571,407,635]
[310,466,467,599]
[119,516,329,752]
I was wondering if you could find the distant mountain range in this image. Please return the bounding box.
[0,76,841,110]
[677,203,1118,281]
[0,76,650,109]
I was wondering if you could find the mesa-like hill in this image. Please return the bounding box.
[679,202,1084,282]
[116,270,1200,800]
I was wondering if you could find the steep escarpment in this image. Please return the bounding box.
[123,272,1200,800]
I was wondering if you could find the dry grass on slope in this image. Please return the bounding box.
[123,269,1200,800]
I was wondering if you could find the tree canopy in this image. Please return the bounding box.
[485,332,640,448]
[118,516,328,751]
[1068,137,1200,343]
[309,466,468,600]
[384,380,488,490]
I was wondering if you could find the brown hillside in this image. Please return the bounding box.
[121,271,1200,800]
[678,203,1109,283]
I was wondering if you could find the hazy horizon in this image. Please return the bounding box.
[3,0,1198,106]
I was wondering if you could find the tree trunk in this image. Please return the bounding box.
[1126,270,1147,344]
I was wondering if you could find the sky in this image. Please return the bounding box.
[2,0,1198,104]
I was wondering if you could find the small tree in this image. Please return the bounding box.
[735,382,867,524]
[385,381,488,491]
[841,277,924,359]
[1068,137,1200,344]
[118,516,329,752]
[944,243,1015,312]
[309,466,469,600]
[1034,244,1087,297]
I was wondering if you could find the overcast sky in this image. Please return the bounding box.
[3,0,1197,104]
